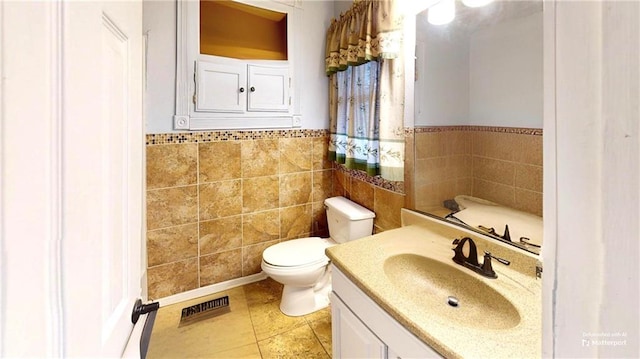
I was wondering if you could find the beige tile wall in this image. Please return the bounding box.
[145,132,333,299]
[471,130,543,216]
[145,130,408,299]
[404,132,416,210]
[145,127,539,298]
[414,130,473,211]
[413,127,543,217]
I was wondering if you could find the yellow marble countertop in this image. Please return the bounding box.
[326,215,541,359]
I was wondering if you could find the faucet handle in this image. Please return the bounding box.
[480,252,497,278]
[484,251,510,266]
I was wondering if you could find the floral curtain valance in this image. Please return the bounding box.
[325,0,403,75]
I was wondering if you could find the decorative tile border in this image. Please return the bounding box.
[146,129,330,145]
[410,125,543,136]
[334,163,405,194]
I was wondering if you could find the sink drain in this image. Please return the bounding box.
[447,296,459,307]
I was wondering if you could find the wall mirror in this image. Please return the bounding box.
[409,0,544,255]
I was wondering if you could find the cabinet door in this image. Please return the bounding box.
[247,64,289,112]
[331,293,386,359]
[332,266,443,359]
[196,61,247,113]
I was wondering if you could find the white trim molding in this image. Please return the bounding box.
[0,1,65,356]
[46,1,65,356]
[173,0,190,129]
[545,1,640,358]
[541,0,556,357]
[156,272,267,307]
[0,1,5,353]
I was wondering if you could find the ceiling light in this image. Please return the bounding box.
[428,0,455,25]
[462,0,494,8]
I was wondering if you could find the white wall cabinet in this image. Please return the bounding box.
[331,265,442,359]
[175,0,301,130]
[196,62,289,114]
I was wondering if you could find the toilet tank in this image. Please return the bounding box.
[325,196,375,244]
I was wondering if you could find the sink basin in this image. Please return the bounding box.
[383,254,521,330]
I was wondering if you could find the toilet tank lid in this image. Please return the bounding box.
[324,196,375,220]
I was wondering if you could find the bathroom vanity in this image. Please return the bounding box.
[326,209,541,359]
[331,266,440,358]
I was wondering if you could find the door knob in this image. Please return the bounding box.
[131,298,159,324]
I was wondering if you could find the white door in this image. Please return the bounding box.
[0,0,145,357]
[62,0,145,357]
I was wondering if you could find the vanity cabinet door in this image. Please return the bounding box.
[331,292,386,359]
[331,265,442,359]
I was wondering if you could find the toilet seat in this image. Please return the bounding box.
[262,237,335,268]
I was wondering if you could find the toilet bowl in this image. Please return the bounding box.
[261,237,335,316]
[261,196,375,316]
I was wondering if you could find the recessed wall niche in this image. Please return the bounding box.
[200,0,288,60]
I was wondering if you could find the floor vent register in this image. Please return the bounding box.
[179,295,230,327]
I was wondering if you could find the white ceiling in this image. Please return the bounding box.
[417,0,543,35]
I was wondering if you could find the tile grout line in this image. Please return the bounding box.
[240,140,245,278]
[241,285,264,359]
[303,307,332,358]
[196,142,201,289]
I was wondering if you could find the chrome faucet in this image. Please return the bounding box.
[451,237,510,279]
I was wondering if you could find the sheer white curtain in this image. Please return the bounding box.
[330,61,380,175]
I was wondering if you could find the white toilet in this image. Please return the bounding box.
[261,196,375,316]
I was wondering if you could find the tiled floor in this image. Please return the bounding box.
[147,278,332,358]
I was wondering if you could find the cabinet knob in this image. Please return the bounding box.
[250,87,255,92]
[239,87,245,93]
